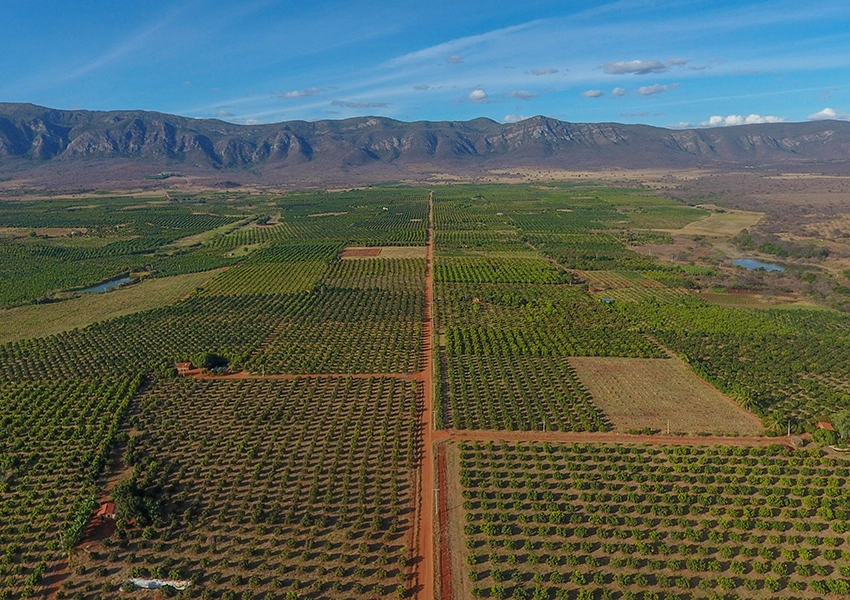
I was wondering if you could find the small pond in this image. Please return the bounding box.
[81,276,132,293]
[732,258,785,272]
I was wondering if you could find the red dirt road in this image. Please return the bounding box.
[415,190,436,600]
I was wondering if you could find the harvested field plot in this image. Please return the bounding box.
[457,441,850,600]
[665,206,763,237]
[569,357,763,435]
[340,246,427,259]
[61,377,420,600]
[443,354,608,432]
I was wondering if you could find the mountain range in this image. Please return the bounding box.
[1,102,849,187]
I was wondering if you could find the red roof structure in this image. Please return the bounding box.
[816,422,835,431]
[95,502,117,520]
[175,362,193,376]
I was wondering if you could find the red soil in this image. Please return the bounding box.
[415,190,436,600]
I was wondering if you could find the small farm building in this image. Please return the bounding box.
[175,362,193,376]
[816,422,835,431]
[95,502,117,521]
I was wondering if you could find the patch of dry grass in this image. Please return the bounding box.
[569,356,763,435]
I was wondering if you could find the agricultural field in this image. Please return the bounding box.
[246,286,423,375]
[568,357,763,436]
[452,441,850,600]
[59,376,420,600]
[2,180,850,600]
[443,355,607,432]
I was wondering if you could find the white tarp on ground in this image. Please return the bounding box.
[126,579,190,590]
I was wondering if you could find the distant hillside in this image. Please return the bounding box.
[1,103,850,187]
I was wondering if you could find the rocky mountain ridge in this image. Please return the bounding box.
[1,103,849,186]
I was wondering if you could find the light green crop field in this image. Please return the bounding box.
[0,270,220,344]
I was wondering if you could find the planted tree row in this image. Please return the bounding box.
[443,355,608,431]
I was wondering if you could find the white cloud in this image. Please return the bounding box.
[446,55,464,64]
[603,59,688,75]
[509,90,538,100]
[807,107,850,120]
[469,89,488,102]
[281,87,323,99]
[701,114,786,126]
[526,67,559,76]
[503,114,529,123]
[636,83,677,96]
[612,87,627,97]
[215,109,233,117]
[581,89,604,98]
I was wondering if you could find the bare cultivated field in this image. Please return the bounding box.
[697,290,821,310]
[659,205,763,237]
[340,246,428,259]
[0,226,88,237]
[569,356,763,435]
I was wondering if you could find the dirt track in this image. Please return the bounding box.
[415,190,436,600]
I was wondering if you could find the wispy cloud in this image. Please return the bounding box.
[413,84,431,90]
[612,87,627,97]
[57,13,183,84]
[384,21,538,67]
[636,83,678,96]
[509,90,538,100]
[581,89,604,98]
[446,55,464,64]
[701,114,786,126]
[469,89,489,103]
[526,67,559,76]
[330,99,390,108]
[807,107,850,120]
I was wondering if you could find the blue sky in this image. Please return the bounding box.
[2,0,849,128]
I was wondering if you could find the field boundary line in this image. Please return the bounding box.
[432,428,796,448]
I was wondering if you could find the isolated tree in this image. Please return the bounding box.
[832,409,850,444]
